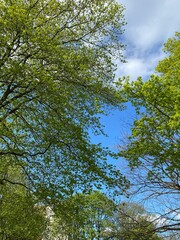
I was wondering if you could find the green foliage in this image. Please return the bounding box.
[0,0,127,205]
[118,32,180,194]
[106,202,163,240]
[43,194,163,240]
[49,191,116,240]
[117,33,180,234]
[0,166,46,240]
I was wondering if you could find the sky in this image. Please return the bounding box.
[93,0,180,212]
[94,0,180,150]
[91,0,180,199]
[117,0,180,80]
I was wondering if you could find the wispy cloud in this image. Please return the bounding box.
[117,0,180,79]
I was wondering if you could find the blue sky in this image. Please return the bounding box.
[92,1,180,209]
[116,0,180,80]
[97,1,180,218]
[94,0,180,152]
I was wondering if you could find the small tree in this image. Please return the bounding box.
[47,191,116,240]
[105,202,163,240]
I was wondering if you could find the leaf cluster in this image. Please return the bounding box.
[0,0,126,203]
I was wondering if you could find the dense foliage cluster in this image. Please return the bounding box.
[0,0,126,204]
[43,192,162,240]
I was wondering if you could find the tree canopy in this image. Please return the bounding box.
[106,202,163,240]
[118,32,180,234]
[42,193,163,240]
[0,0,127,205]
[0,166,46,240]
[46,191,115,240]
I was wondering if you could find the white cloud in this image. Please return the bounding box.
[120,0,180,49]
[116,0,180,79]
[116,50,165,80]
[116,58,149,80]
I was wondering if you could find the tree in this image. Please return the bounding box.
[105,202,163,240]
[46,195,163,240]
[0,165,46,240]
[0,0,127,206]
[118,32,180,235]
[47,191,116,240]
